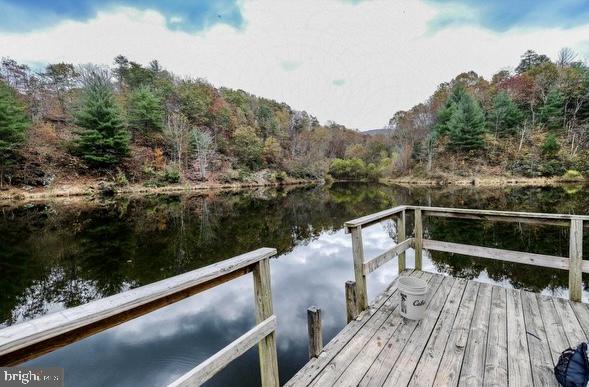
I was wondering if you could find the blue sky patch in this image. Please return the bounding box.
[0,0,244,33]
[426,0,589,32]
[332,79,346,86]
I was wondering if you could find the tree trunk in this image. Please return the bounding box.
[199,155,207,180]
[518,124,526,152]
[571,133,575,153]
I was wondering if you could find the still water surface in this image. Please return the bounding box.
[1,183,588,386]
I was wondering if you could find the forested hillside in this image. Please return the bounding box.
[1,48,588,196]
[388,48,589,182]
[0,56,390,192]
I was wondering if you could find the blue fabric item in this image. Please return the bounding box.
[555,342,589,387]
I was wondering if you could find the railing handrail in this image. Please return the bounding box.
[344,205,407,232]
[344,205,586,316]
[0,247,278,382]
[408,205,589,220]
[345,205,589,232]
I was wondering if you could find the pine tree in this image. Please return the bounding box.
[538,90,565,130]
[128,86,164,132]
[515,50,550,74]
[542,133,560,157]
[74,72,129,168]
[448,94,486,151]
[0,81,28,186]
[488,91,523,136]
[435,85,467,135]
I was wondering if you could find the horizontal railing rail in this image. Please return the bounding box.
[344,205,586,317]
[363,238,414,275]
[408,205,589,227]
[169,316,277,387]
[0,248,280,386]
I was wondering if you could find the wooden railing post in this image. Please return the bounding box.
[414,208,423,270]
[345,280,358,323]
[307,306,323,359]
[397,210,406,272]
[350,226,368,311]
[253,258,279,387]
[569,219,583,302]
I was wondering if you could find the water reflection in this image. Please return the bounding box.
[0,183,587,386]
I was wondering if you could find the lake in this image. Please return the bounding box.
[1,182,588,386]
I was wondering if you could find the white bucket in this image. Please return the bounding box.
[398,277,428,320]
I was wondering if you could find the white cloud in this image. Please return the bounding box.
[1,0,589,129]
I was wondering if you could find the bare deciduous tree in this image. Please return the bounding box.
[557,47,578,68]
[191,128,215,179]
[164,112,191,173]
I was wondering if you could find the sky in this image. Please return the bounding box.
[1,0,589,130]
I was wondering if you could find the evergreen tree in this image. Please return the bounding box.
[515,50,551,74]
[488,91,523,136]
[128,86,164,132]
[448,94,486,151]
[542,133,560,157]
[538,90,565,130]
[0,81,28,186]
[74,72,129,168]
[435,85,467,135]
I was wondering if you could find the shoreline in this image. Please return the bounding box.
[1,175,586,204]
[382,176,587,187]
[0,179,322,204]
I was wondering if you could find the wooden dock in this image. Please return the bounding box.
[287,269,589,386]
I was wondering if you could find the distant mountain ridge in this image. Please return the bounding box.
[362,128,391,136]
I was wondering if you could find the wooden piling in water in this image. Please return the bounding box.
[307,306,323,359]
[345,281,358,323]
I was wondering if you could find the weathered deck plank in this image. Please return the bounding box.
[483,286,508,387]
[537,294,569,365]
[431,280,479,387]
[519,291,558,387]
[569,301,589,344]
[408,278,470,387]
[331,272,438,387]
[505,288,533,387]
[380,276,458,386]
[287,272,587,387]
[552,298,587,346]
[400,278,467,387]
[458,283,492,387]
[357,274,445,387]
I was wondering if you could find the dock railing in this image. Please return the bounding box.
[0,248,280,387]
[344,205,589,318]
